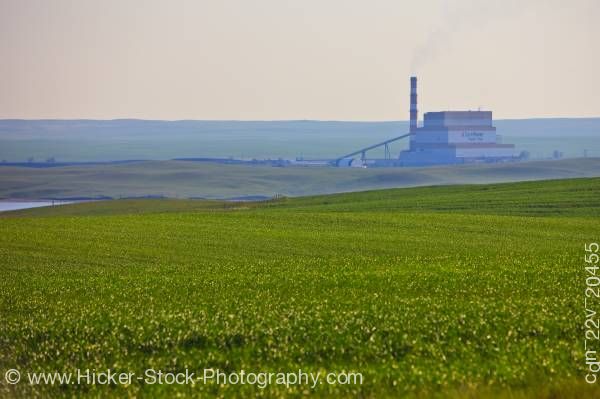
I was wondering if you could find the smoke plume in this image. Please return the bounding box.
[410,0,525,73]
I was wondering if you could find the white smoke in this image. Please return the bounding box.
[410,0,526,73]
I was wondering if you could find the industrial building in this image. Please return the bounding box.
[334,77,516,167]
[400,77,515,166]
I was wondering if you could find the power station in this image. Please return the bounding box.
[334,77,516,167]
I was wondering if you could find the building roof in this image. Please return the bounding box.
[423,111,493,128]
[425,110,492,118]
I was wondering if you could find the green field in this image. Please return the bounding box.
[1,178,599,397]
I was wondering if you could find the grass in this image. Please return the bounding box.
[1,178,599,397]
[3,177,599,218]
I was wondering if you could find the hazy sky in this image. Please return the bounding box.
[0,0,598,120]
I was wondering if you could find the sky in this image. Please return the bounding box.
[0,0,598,120]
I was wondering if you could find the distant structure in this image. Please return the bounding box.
[399,77,515,166]
[333,76,516,167]
[409,76,418,133]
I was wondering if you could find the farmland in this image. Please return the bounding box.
[1,178,599,397]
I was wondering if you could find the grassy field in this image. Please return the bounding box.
[1,157,600,199]
[1,178,599,397]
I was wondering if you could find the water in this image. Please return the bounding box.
[0,201,73,212]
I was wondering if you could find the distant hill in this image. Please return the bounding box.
[1,158,600,200]
[4,177,599,218]
[0,118,598,162]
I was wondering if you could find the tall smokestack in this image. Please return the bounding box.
[410,76,418,133]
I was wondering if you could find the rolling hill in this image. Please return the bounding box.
[1,178,598,398]
[1,157,600,200]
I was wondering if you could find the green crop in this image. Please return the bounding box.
[1,178,599,398]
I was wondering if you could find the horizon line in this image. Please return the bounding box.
[1,116,600,123]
